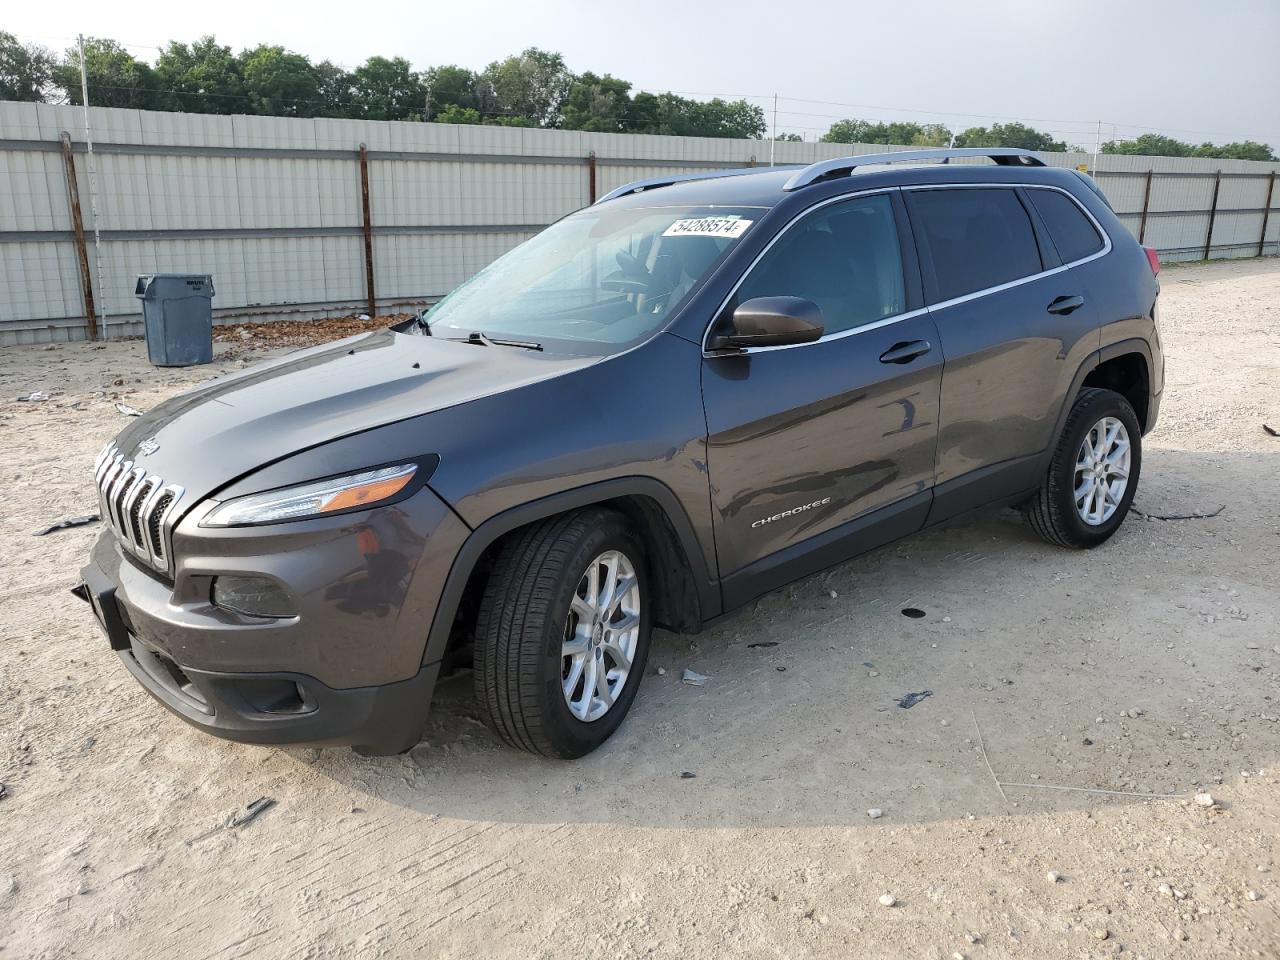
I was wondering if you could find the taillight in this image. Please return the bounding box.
[1144,246,1160,276]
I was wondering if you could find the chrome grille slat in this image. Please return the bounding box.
[92,444,184,576]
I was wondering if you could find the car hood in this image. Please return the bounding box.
[107,328,597,507]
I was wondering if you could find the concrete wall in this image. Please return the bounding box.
[2,101,1277,344]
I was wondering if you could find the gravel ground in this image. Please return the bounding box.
[1,258,1278,959]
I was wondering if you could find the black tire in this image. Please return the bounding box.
[473,508,651,758]
[1025,387,1142,548]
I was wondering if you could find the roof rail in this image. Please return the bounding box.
[595,165,791,204]
[782,148,1044,191]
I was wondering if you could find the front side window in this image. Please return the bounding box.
[422,205,763,354]
[1026,188,1105,263]
[907,188,1043,302]
[730,193,905,337]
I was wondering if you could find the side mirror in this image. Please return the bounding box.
[707,296,824,352]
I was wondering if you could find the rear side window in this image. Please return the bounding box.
[1026,188,1105,263]
[734,193,905,336]
[907,188,1042,302]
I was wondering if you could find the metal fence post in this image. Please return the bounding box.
[1259,171,1276,258]
[58,132,98,340]
[358,143,376,319]
[1203,169,1222,261]
[1137,169,1154,245]
[587,151,597,204]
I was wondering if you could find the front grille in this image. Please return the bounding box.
[94,443,185,575]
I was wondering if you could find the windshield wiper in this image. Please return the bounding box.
[457,331,543,352]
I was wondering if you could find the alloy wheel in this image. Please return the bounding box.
[1074,416,1131,526]
[561,550,641,722]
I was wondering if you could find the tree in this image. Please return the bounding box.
[351,56,424,121]
[154,36,245,113]
[953,122,1067,152]
[0,31,55,102]
[238,45,321,116]
[54,38,161,109]
[1103,134,1277,161]
[423,64,480,119]
[1196,141,1277,162]
[626,92,765,138]
[561,71,632,132]
[481,48,572,126]
[773,132,802,142]
[1101,133,1192,157]
[314,60,355,118]
[821,119,952,146]
[434,103,481,124]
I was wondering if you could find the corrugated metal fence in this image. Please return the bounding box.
[2,101,1277,345]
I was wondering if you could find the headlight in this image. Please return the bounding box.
[200,464,418,527]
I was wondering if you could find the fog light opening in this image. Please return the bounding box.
[211,576,296,619]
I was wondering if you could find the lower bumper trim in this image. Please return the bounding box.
[118,641,440,755]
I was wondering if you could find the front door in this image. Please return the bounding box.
[701,192,943,603]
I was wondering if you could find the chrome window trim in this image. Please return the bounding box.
[701,182,1112,357]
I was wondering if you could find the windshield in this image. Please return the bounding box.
[421,205,764,354]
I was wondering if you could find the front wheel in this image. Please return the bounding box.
[473,508,650,758]
[1024,387,1142,548]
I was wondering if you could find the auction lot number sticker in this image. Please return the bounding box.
[662,217,754,239]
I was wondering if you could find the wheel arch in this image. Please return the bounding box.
[1050,338,1155,453]
[422,477,719,668]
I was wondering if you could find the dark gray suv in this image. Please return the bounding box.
[77,147,1164,758]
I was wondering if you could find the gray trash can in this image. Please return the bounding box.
[134,274,215,366]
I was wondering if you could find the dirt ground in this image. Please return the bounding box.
[2,258,1279,959]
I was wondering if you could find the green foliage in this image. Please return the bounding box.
[481,48,572,126]
[0,31,55,102]
[54,38,161,109]
[314,61,356,118]
[1101,133,1191,157]
[351,56,424,121]
[238,45,321,117]
[823,119,951,146]
[1103,133,1278,162]
[626,92,766,138]
[952,122,1068,152]
[423,65,482,119]
[561,72,632,132]
[16,29,1272,153]
[154,36,244,113]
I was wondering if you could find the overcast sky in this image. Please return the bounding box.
[9,0,1279,149]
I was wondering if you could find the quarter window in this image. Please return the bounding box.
[907,188,1043,302]
[1026,188,1105,263]
[732,194,905,336]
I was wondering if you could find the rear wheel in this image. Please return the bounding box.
[474,508,650,758]
[1025,387,1142,548]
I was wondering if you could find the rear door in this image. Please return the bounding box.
[701,191,943,601]
[904,185,1101,518]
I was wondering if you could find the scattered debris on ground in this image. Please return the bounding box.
[897,690,933,709]
[114,402,143,417]
[681,668,709,686]
[33,515,99,536]
[212,313,412,352]
[1132,504,1226,521]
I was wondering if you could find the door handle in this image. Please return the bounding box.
[1047,294,1085,315]
[879,340,932,364]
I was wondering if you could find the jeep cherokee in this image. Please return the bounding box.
[77,147,1164,758]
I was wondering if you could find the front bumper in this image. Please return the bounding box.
[77,485,470,754]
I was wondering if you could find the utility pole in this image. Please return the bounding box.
[769,93,778,166]
[1091,119,1102,175]
[423,78,433,122]
[77,34,107,341]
